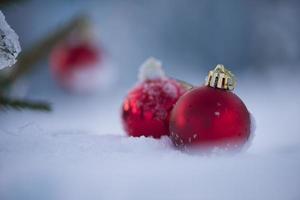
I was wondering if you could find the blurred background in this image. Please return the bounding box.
[3,0,300,71]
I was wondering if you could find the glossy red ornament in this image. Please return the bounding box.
[170,65,251,151]
[50,41,102,91]
[122,58,188,138]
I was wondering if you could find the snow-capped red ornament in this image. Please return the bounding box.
[50,38,103,92]
[122,57,190,138]
[170,64,252,151]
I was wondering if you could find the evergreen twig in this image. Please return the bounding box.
[0,96,51,111]
[0,0,28,8]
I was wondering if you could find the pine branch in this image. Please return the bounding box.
[0,0,28,8]
[0,96,51,111]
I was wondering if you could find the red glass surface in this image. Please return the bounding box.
[122,78,187,138]
[170,86,251,149]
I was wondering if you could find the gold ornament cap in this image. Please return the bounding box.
[205,64,236,91]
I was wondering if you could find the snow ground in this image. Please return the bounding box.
[0,69,300,200]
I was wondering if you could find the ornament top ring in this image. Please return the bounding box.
[205,64,236,91]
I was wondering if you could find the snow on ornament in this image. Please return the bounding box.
[169,64,253,152]
[50,38,104,93]
[122,57,190,138]
[0,11,21,70]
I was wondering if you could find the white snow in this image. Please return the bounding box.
[0,11,21,69]
[0,129,299,200]
[162,81,178,98]
[0,69,300,200]
[62,58,117,93]
[214,111,220,116]
[138,57,166,81]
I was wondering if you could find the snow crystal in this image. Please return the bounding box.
[214,111,220,116]
[162,81,178,98]
[138,57,166,81]
[0,11,21,70]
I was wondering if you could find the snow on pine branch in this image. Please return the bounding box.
[0,10,21,70]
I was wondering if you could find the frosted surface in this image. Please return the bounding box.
[0,11,21,69]
[138,57,166,81]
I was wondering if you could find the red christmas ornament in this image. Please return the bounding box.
[170,64,252,151]
[122,57,189,138]
[50,40,102,92]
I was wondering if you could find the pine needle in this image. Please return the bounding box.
[0,96,51,112]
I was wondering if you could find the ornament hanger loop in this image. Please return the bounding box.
[205,64,236,91]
